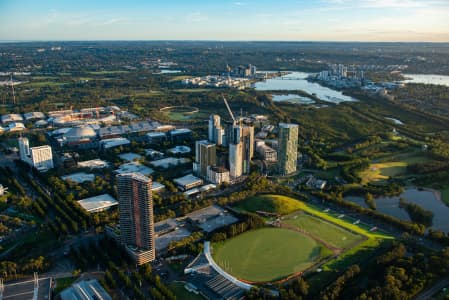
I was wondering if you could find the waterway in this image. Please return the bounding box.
[272,94,315,105]
[403,74,449,87]
[345,188,449,232]
[254,72,357,104]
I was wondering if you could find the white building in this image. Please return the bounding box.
[229,142,243,179]
[30,145,54,171]
[207,166,230,184]
[256,140,277,162]
[18,137,54,171]
[173,174,203,191]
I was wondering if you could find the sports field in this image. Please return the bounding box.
[212,227,331,282]
[282,212,364,249]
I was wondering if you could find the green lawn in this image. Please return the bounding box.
[212,227,331,282]
[283,212,364,249]
[235,194,304,215]
[168,282,205,300]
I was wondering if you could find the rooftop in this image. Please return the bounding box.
[118,152,142,162]
[150,157,190,169]
[173,174,203,187]
[77,159,109,169]
[279,122,299,129]
[115,162,154,176]
[60,279,112,300]
[168,145,191,154]
[61,172,95,183]
[77,194,118,213]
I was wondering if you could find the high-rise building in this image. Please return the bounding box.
[242,124,254,174]
[116,173,155,265]
[193,140,216,178]
[18,137,30,161]
[228,123,243,179]
[278,123,299,175]
[18,137,53,171]
[208,114,225,146]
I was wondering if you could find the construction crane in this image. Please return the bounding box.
[222,96,236,125]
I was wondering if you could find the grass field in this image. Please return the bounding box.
[283,212,364,249]
[359,152,430,184]
[213,227,331,282]
[235,194,304,215]
[168,282,205,300]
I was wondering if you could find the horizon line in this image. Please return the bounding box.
[1,39,449,44]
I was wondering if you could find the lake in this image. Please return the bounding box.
[403,74,449,87]
[345,188,449,232]
[272,94,315,105]
[254,71,357,104]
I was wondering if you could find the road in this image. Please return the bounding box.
[414,276,449,300]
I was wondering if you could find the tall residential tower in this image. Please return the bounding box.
[116,173,155,265]
[278,123,299,175]
[193,140,217,178]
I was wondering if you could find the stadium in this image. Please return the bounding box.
[208,194,390,284]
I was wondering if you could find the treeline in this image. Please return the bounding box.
[0,256,49,282]
[399,198,434,227]
[210,212,265,243]
[319,265,361,300]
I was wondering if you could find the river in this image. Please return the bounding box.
[254,72,357,104]
[403,74,449,87]
[345,188,449,232]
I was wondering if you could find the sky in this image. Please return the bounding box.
[1,0,449,42]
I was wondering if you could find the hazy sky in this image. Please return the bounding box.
[1,0,449,42]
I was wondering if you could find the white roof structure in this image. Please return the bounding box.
[77,159,109,169]
[60,279,112,300]
[7,122,25,132]
[173,174,203,189]
[100,137,130,149]
[150,157,190,169]
[77,194,118,213]
[115,162,154,176]
[61,172,95,183]
[168,145,191,154]
[1,114,23,123]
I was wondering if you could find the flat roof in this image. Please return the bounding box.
[77,159,109,169]
[279,122,299,129]
[173,174,203,187]
[61,172,95,183]
[168,145,191,154]
[186,205,238,233]
[77,194,118,213]
[118,152,142,162]
[150,157,190,169]
[152,182,165,191]
[60,279,112,300]
[115,162,154,176]
[155,227,191,251]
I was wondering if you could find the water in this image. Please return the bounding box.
[159,69,182,74]
[254,71,357,104]
[272,94,315,105]
[345,188,449,232]
[403,74,449,87]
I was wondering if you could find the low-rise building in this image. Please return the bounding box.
[207,166,230,184]
[1,114,23,124]
[256,141,277,162]
[146,132,167,144]
[173,174,203,191]
[169,128,192,143]
[99,137,130,149]
[60,279,112,300]
[77,194,118,213]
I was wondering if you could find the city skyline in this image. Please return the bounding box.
[1,0,449,42]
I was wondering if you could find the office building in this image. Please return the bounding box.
[228,124,243,179]
[256,140,277,162]
[278,123,299,175]
[116,173,155,265]
[193,140,216,178]
[18,137,30,161]
[208,114,225,146]
[207,166,230,184]
[18,137,54,171]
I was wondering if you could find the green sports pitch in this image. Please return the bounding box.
[212,227,332,282]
